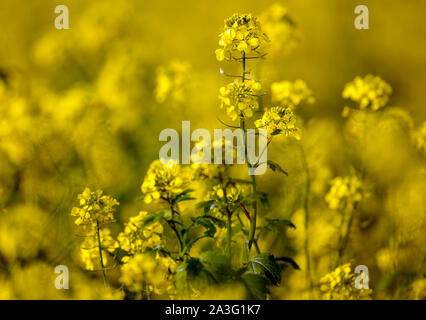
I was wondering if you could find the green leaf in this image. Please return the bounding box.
[241,273,269,300]
[247,253,282,286]
[142,212,164,227]
[174,189,196,203]
[267,160,288,176]
[175,258,216,292]
[196,200,216,213]
[199,250,231,283]
[264,218,296,231]
[276,257,300,270]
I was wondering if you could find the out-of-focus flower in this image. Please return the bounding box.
[410,278,426,300]
[325,176,363,211]
[118,211,164,255]
[219,80,261,121]
[271,80,315,108]
[141,160,191,204]
[119,253,174,296]
[71,188,119,226]
[215,13,269,61]
[255,106,301,140]
[155,60,192,106]
[0,205,51,263]
[412,121,426,155]
[259,3,298,55]
[343,75,392,111]
[80,228,118,271]
[320,263,372,299]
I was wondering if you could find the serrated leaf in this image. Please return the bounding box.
[247,253,282,286]
[199,250,231,282]
[175,258,216,292]
[241,273,269,300]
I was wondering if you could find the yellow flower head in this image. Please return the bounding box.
[325,176,363,211]
[207,184,243,216]
[343,74,392,111]
[119,253,175,296]
[219,80,261,121]
[215,13,269,61]
[320,263,372,300]
[271,79,315,108]
[117,211,164,254]
[141,160,191,204]
[255,106,301,140]
[71,188,119,226]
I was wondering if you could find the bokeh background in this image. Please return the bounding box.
[0,0,424,299]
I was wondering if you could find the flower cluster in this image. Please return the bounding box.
[118,211,164,255]
[207,184,243,216]
[119,253,174,296]
[343,74,392,111]
[325,176,363,211]
[255,106,301,140]
[80,228,118,270]
[215,13,269,61]
[219,80,261,121]
[320,264,372,300]
[271,79,315,108]
[71,188,119,226]
[141,160,191,204]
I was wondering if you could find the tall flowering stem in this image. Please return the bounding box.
[96,220,108,286]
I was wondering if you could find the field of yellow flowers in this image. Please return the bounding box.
[0,0,425,300]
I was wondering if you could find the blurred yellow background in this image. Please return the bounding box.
[0,0,424,299]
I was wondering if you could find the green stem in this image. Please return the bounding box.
[239,52,258,253]
[96,220,108,287]
[167,199,184,258]
[219,171,233,262]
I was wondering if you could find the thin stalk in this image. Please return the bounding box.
[219,171,233,262]
[167,199,184,257]
[96,220,108,287]
[239,52,258,252]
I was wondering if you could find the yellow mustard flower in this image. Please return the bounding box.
[255,106,301,140]
[141,160,191,204]
[215,13,269,61]
[219,80,261,121]
[271,79,315,108]
[119,253,175,296]
[118,211,164,254]
[325,176,363,211]
[320,263,372,300]
[71,188,119,226]
[343,74,392,111]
